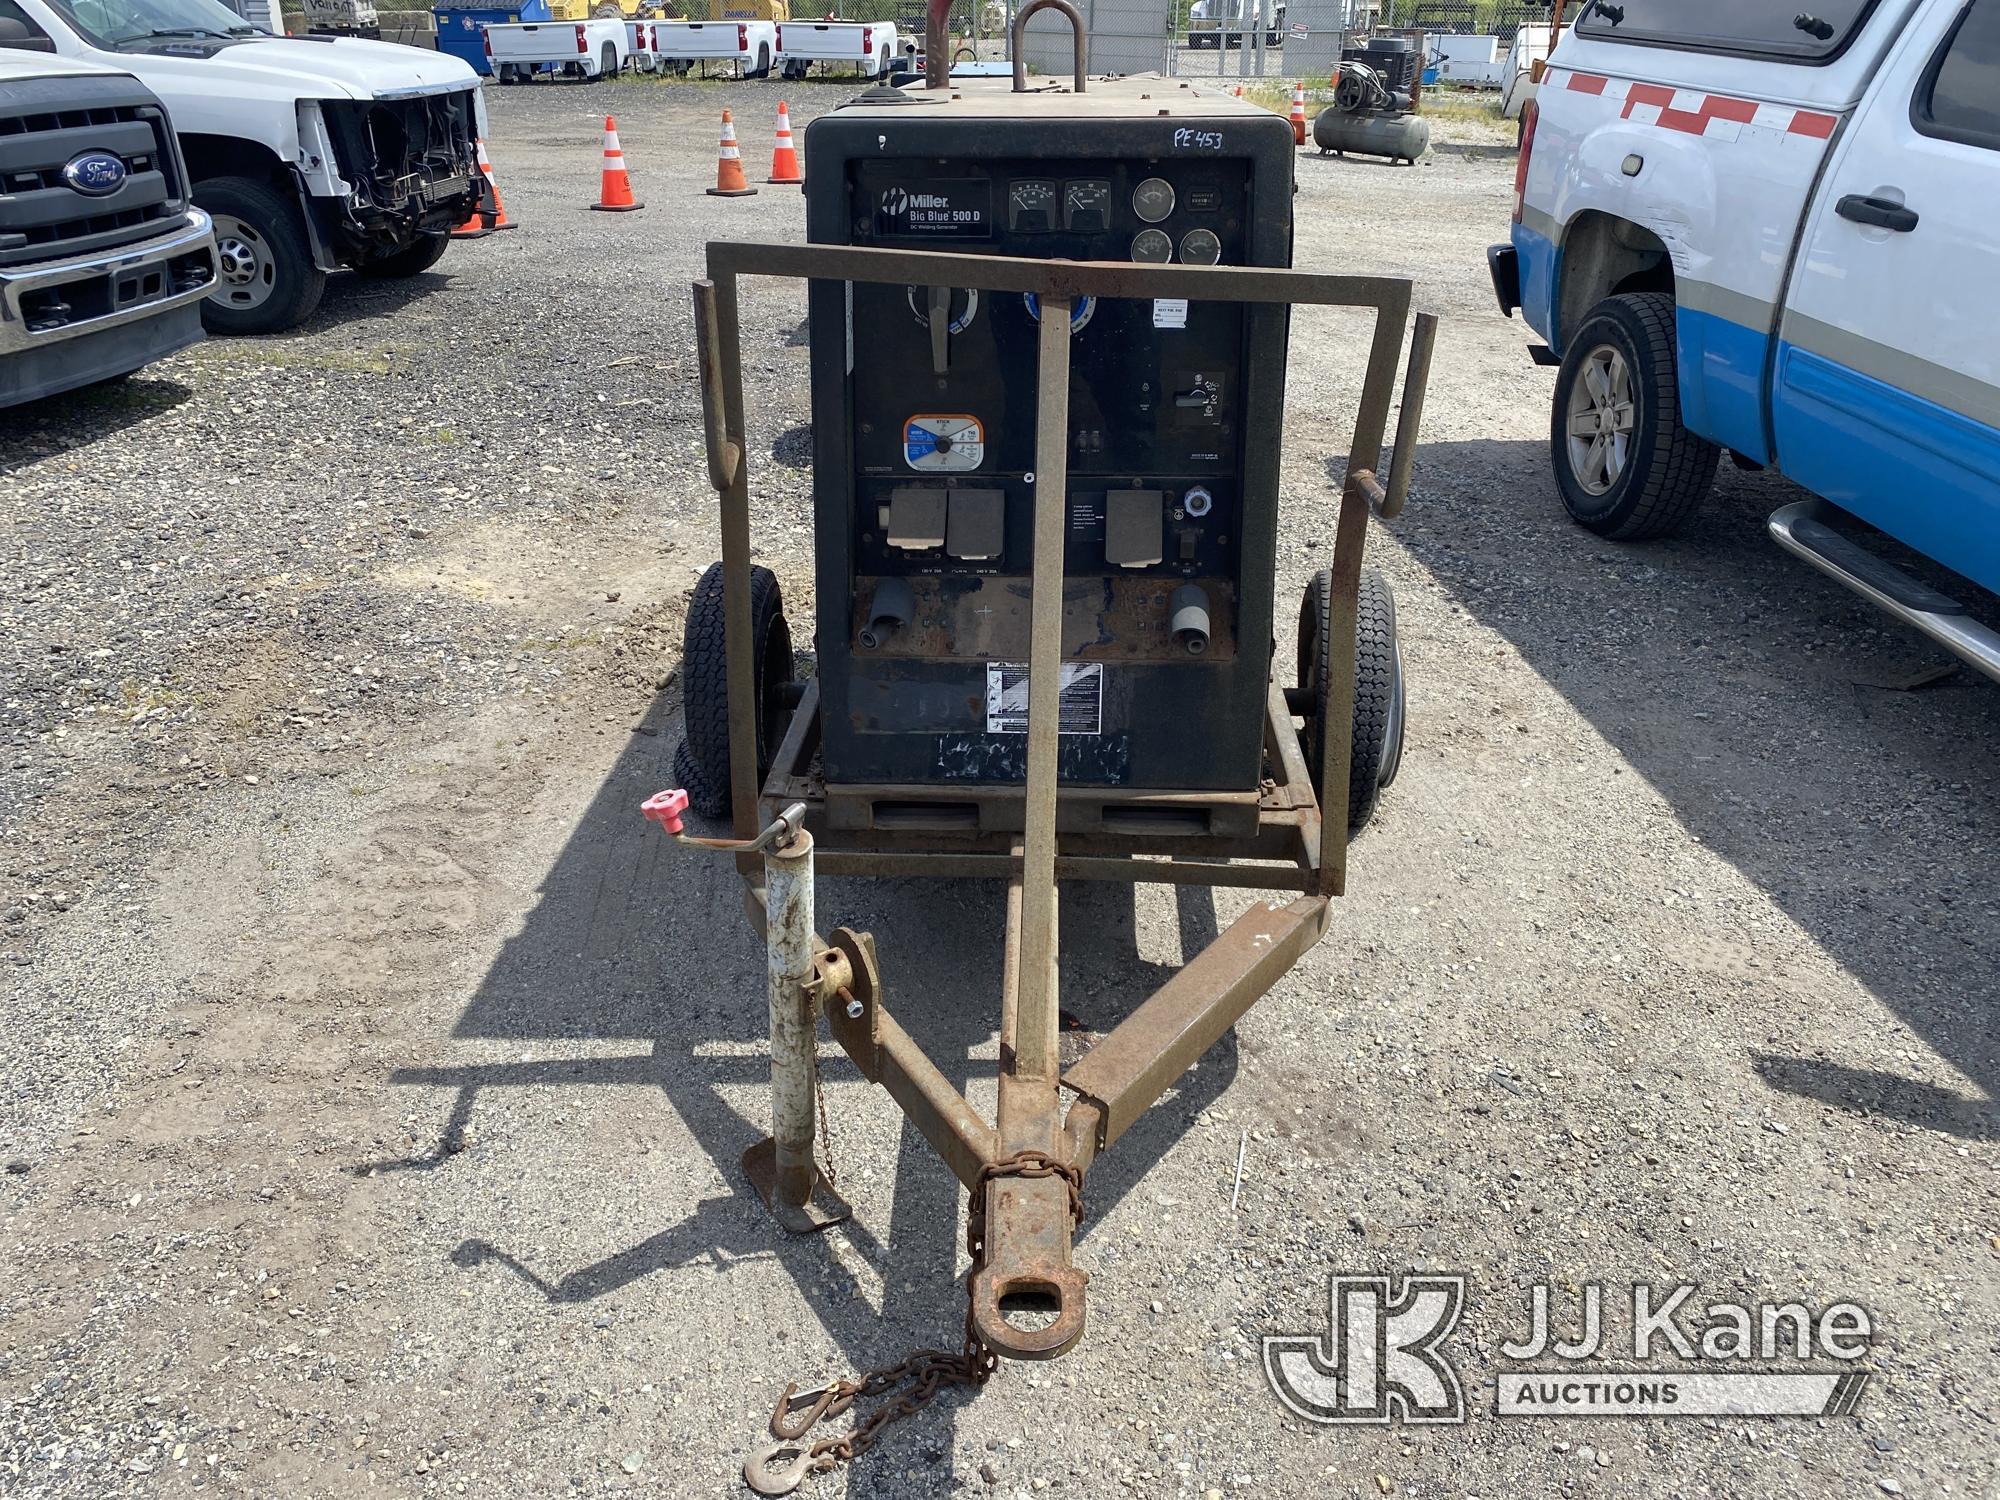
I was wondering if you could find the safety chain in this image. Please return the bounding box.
[812,1069,839,1194]
[743,1150,1085,1495]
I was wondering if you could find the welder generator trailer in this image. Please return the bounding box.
[651,3,1436,1487]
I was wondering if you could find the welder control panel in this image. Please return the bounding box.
[845,154,1253,590]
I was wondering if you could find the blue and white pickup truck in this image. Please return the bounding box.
[1488,0,2000,681]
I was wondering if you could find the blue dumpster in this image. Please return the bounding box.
[433,1,551,76]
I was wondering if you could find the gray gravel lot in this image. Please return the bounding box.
[3,75,1997,1500]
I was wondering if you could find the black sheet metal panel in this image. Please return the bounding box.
[804,76,1296,792]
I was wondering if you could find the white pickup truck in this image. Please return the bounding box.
[776,17,896,79]
[1491,0,2000,680]
[0,51,218,405]
[1,0,485,336]
[649,17,775,77]
[486,16,626,82]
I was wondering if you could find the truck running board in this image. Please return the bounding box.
[1768,500,2000,685]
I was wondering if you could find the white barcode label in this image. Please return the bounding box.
[985,662,1103,735]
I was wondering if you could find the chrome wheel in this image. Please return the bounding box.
[211,213,277,312]
[1565,343,1635,496]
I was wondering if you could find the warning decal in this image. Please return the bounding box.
[985,662,1104,736]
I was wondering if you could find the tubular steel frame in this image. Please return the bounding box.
[692,239,1434,1361]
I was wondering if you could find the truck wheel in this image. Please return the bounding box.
[196,176,326,336]
[678,561,794,819]
[751,42,770,77]
[356,233,449,280]
[600,41,617,76]
[1552,292,1720,541]
[1298,566,1405,836]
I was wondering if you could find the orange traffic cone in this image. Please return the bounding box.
[590,116,644,213]
[1233,84,1244,98]
[1290,81,1307,145]
[767,100,802,185]
[708,109,758,198]
[476,138,515,230]
[450,142,494,239]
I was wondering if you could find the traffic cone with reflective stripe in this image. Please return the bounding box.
[708,109,758,198]
[767,100,802,185]
[1290,81,1307,145]
[590,115,644,213]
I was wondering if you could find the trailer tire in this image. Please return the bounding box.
[1298,566,1405,836]
[1551,292,1720,541]
[355,233,448,280]
[196,176,326,336]
[679,560,794,820]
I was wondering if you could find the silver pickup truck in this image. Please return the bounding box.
[0,49,218,407]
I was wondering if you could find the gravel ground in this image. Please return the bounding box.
[2,75,1996,1500]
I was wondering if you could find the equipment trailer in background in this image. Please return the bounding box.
[653,3,1436,1490]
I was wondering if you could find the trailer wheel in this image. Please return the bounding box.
[1551,292,1720,541]
[1298,566,1405,835]
[678,561,794,819]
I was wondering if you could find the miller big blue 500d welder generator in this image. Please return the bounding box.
[654,6,1437,1486]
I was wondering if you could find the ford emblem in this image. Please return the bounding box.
[62,151,127,197]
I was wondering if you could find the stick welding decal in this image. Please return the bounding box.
[903,414,985,472]
[985,662,1104,735]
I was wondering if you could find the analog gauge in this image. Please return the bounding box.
[1063,178,1111,232]
[1130,228,1173,263]
[1178,228,1222,266]
[1131,176,1175,224]
[1008,178,1057,233]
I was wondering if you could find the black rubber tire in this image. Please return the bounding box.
[1551,292,1720,541]
[1298,566,1406,836]
[751,42,770,78]
[600,42,618,77]
[194,176,326,336]
[355,233,448,280]
[678,561,794,819]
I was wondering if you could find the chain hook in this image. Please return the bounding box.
[769,1381,850,1442]
[743,1437,815,1497]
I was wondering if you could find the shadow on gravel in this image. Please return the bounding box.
[0,376,194,474]
[1385,437,2000,1132]
[385,678,1242,1429]
[1751,1054,1998,1142]
[303,267,453,334]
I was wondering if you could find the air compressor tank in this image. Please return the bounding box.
[1312,106,1431,165]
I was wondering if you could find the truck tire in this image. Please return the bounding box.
[678,561,794,819]
[355,233,449,280]
[196,176,326,336]
[600,41,618,76]
[1298,566,1405,836]
[1551,292,1720,541]
[750,42,771,77]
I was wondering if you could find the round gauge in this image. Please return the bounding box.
[1178,228,1222,266]
[1131,176,1176,224]
[1130,228,1173,263]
